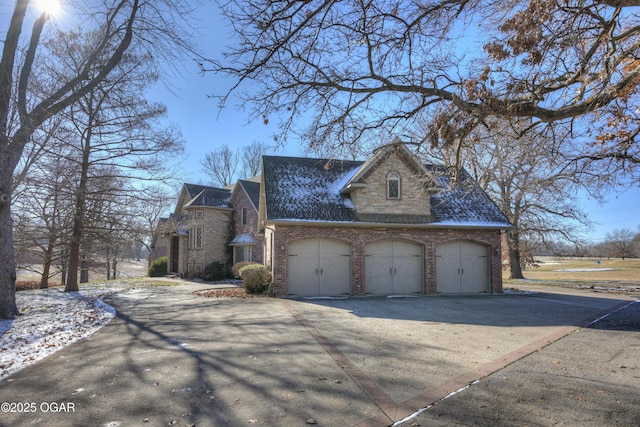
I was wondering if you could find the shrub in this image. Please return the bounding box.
[198,261,229,282]
[238,263,264,278]
[232,261,258,279]
[148,256,168,277]
[15,281,40,291]
[239,264,272,295]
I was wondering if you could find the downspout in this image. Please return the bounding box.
[263,224,276,272]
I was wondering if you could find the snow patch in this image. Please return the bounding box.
[0,281,151,381]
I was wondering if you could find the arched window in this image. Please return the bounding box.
[387,172,400,199]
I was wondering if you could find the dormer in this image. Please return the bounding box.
[340,139,441,216]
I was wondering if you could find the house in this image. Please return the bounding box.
[164,183,233,275]
[259,142,511,296]
[155,140,511,295]
[154,178,265,276]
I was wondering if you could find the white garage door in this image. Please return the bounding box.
[436,241,489,293]
[288,239,351,295]
[365,240,423,294]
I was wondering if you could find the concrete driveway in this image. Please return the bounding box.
[0,283,637,427]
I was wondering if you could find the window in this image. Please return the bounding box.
[241,207,248,225]
[195,210,204,219]
[234,245,252,264]
[195,226,203,249]
[387,172,400,199]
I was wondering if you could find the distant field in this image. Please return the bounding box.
[16,260,148,285]
[503,257,640,295]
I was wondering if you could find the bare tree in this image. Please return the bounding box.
[0,0,198,319]
[47,32,183,292]
[130,186,173,257]
[209,1,640,179]
[605,228,637,260]
[13,144,76,288]
[201,144,238,187]
[451,121,591,278]
[633,230,640,257]
[240,140,267,178]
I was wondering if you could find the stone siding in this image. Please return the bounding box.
[349,150,431,215]
[181,207,232,274]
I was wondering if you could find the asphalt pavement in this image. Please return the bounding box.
[0,282,637,427]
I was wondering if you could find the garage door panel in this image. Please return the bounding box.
[436,243,461,293]
[288,254,319,295]
[288,239,351,296]
[365,240,423,294]
[436,241,489,293]
[320,252,351,295]
[461,252,488,293]
[394,253,423,293]
[364,253,393,294]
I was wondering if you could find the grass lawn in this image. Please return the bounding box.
[503,257,640,295]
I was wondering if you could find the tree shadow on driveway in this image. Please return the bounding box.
[293,292,636,328]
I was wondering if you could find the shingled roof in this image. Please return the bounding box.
[237,179,261,211]
[182,184,232,209]
[263,156,362,222]
[262,155,511,228]
[428,166,511,226]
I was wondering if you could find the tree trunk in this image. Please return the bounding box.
[506,229,525,279]
[39,242,54,289]
[65,125,92,292]
[65,198,85,291]
[0,181,18,319]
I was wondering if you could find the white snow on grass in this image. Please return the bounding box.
[0,281,154,381]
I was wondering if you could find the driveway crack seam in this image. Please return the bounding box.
[392,299,638,425]
[281,300,397,424]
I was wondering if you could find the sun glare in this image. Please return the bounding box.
[34,0,61,18]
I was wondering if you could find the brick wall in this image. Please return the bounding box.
[268,223,503,296]
[231,188,263,263]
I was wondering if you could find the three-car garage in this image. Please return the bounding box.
[286,237,492,296]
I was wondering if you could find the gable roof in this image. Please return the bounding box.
[341,139,432,193]
[231,179,261,212]
[262,155,511,229]
[177,183,232,210]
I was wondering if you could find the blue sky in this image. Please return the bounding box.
[144,2,639,245]
[150,62,640,245]
[4,1,635,245]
